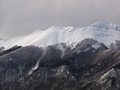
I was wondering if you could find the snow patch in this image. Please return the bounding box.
[28,49,46,75]
[92,43,100,49]
[56,44,65,58]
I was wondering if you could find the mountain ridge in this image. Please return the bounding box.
[0,22,120,90]
[0,22,120,50]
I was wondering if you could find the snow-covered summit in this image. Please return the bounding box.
[0,22,120,50]
[90,22,120,30]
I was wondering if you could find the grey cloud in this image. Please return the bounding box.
[0,0,120,38]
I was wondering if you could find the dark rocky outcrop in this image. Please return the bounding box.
[0,39,120,90]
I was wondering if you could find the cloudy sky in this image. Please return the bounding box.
[0,0,120,38]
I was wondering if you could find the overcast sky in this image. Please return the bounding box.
[0,0,120,38]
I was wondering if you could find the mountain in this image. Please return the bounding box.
[1,22,120,50]
[0,22,120,90]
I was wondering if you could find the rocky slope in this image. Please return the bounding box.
[0,22,120,90]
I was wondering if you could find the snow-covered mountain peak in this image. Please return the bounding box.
[0,22,120,50]
[90,22,120,31]
[91,22,108,27]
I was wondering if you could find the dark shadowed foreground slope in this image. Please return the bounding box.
[0,39,120,90]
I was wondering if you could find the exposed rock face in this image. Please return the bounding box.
[98,68,120,90]
[0,39,120,90]
[0,47,4,52]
